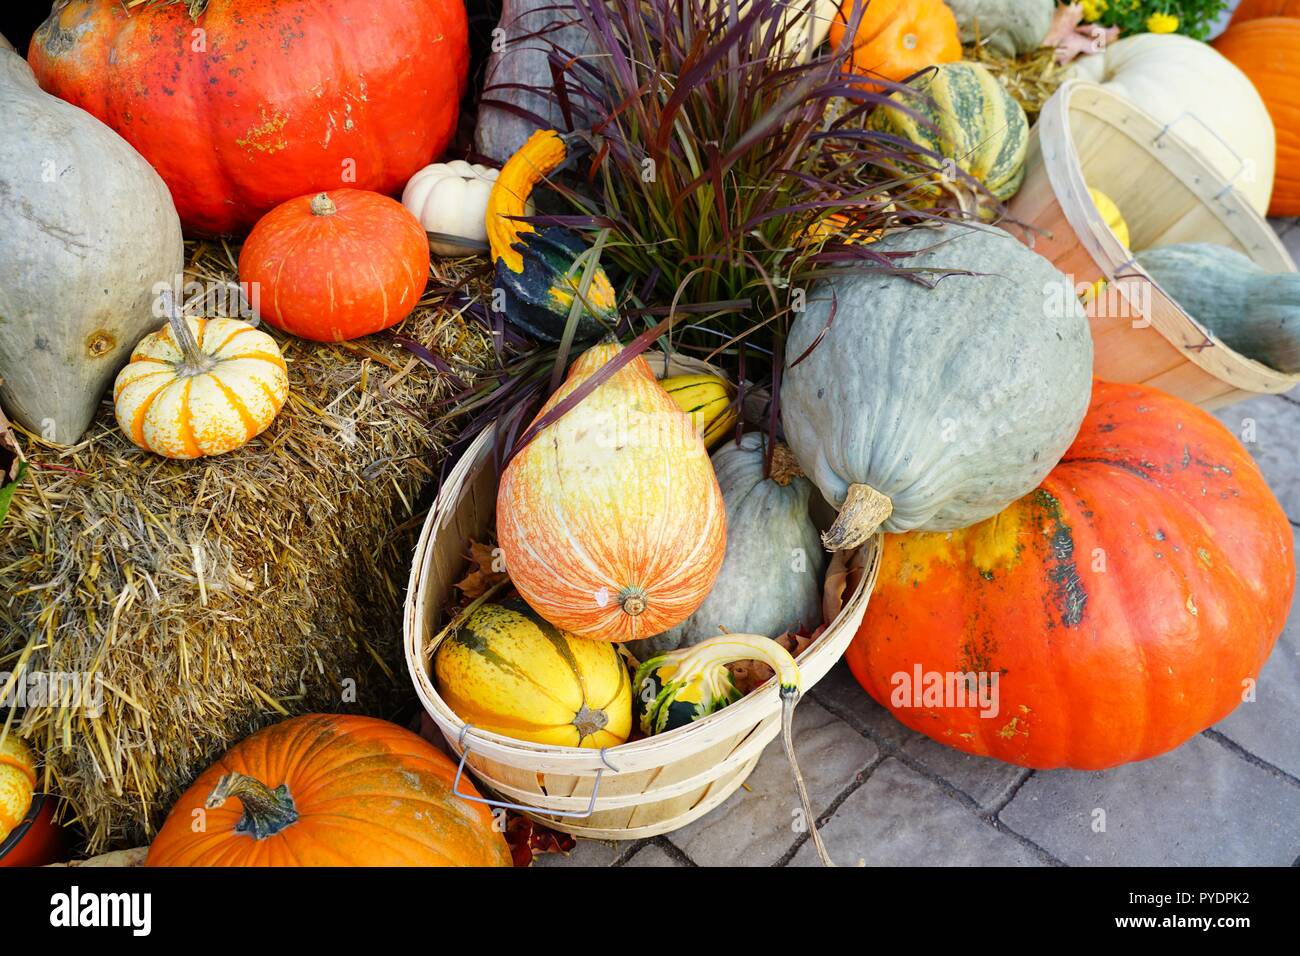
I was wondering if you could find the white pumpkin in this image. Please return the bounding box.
[1066,33,1275,215]
[402,161,524,257]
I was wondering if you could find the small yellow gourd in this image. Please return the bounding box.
[113,291,289,459]
[0,735,36,844]
[660,373,738,449]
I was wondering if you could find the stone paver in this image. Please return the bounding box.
[810,661,917,746]
[533,837,623,868]
[622,842,687,867]
[788,759,1047,866]
[1213,396,1300,523]
[899,735,1029,811]
[1213,526,1300,779]
[1000,735,1300,866]
[665,698,878,866]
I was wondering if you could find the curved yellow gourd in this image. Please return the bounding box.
[1089,188,1130,248]
[434,601,633,747]
[486,129,569,274]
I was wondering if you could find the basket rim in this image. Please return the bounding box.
[402,360,881,773]
[1036,79,1300,391]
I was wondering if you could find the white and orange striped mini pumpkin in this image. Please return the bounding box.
[0,735,36,845]
[114,293,289,459]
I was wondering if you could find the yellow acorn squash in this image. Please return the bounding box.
[434,601,632,747]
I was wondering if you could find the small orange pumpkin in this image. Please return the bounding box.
[1213,19,1300,216]
[496,342,727,643]
[239,189,430,342]
[146,714,511,867]
[828,0,960,90]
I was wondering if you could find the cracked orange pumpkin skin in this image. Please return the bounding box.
[497,343,727,643]
[846,381,1295,770]
[28,0,468,236]
[146,715,511,867]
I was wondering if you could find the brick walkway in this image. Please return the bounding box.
[540,220,1300,868]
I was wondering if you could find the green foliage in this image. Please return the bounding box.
[1084,0,1229,41]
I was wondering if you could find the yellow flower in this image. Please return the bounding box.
[1081,0,1108,20]
[1147,11,1179,33]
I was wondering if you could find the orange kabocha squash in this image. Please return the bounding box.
[1214,19,1300,216]
[829,0,960,90]
[496,343,726,643]
[846,381,1295,771]
[146,715,511,866]
[239,190,430,342]
[1230,0,1300,25]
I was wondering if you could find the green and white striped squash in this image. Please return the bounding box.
[866,61,1029,214]
[629,434,826,659]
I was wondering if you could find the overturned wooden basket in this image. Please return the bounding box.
[404,355,881,839]
[1008,80,1300,409]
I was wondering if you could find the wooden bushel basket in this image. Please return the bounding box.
[1008,80,1300,409]
[404,355,881,839]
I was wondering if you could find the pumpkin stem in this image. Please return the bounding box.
[572,704,610,741]
[822,482,891,551]
[161,287,215,376]
[205,771,299,840]
[768,443,804,487]
[310,192,338,217]
[619,585,647,617]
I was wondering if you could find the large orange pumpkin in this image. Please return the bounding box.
[1229,0,1300,25]
[27,0,468,236]
[1214,18,1300,216]
[828,0,960,90]
[846,381,1295,770]
[496,343,727,643]
[146,714,511,866]
[239,190,430,342]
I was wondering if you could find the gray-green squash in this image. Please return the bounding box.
[1135,243,1300,375]
[0,41,183,445]
[782,223,1093,550]
[629,434,827,659]
[946,0,1054,57]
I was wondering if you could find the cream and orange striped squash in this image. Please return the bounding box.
[496,342,727,643]
[0,735,37,845]
[113,293,289,459]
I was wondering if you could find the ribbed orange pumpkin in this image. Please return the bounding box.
[239,190,430,342]
[829,0,960,90]
[1214,19,1300,216]
[1229,0,1300,25]
[496,343,727,643]
[845,381,1295,770]
[145,714,511,866]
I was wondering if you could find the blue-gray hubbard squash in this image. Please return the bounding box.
[630,434,827,658]
[1135,243,1300,375]
[782,223,1093,550]
[0,39,183,445]
[946,0,1054,57]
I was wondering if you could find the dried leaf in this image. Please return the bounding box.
[506,813,577,867]
[454,539,509,599]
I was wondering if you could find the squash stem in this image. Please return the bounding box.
[310,192,338,217]
[161,288,215,377]
[205,771,299,840]
[822,482,891,551]
[782,687,835,867]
